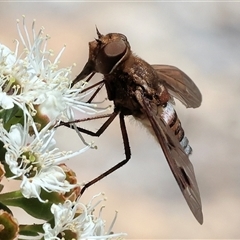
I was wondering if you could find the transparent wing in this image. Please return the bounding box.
[135,89,203,224]
[152,65,202,108]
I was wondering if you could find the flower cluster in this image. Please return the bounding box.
[0,15,97,203]
[43,193,126,240]
[0,16,125,240]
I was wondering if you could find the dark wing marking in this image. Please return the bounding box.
[135,89,203,224]
[152,65,202,108]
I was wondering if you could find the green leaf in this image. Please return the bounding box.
[19,223,44,236]
[0,190,53,221]
[0,104,24,131]
[40,189,65,204]
[0,201,13,215]
[0,141,6,164]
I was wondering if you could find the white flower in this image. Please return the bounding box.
[0,91,14,109]
[43,193,127,240]
[0,16,127,240]
[0,16,108,131]
[0,119,91,202]
[0,44,20,109]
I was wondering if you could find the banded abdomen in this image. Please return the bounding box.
[134,102,192,156]
[160,103,192,155]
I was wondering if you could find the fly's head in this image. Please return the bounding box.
[76,28,131,81]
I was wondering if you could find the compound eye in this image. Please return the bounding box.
[95,39,127,74]
[104,39,126,57]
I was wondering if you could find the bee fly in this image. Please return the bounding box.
[68,28,203,224]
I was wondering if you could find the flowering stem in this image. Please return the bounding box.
[0,16,126,239]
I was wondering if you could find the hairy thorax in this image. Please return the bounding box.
[103,54,166,116]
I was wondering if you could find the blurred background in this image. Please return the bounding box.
[1,2,240,239]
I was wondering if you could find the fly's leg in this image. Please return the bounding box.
[80,112,131,195]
